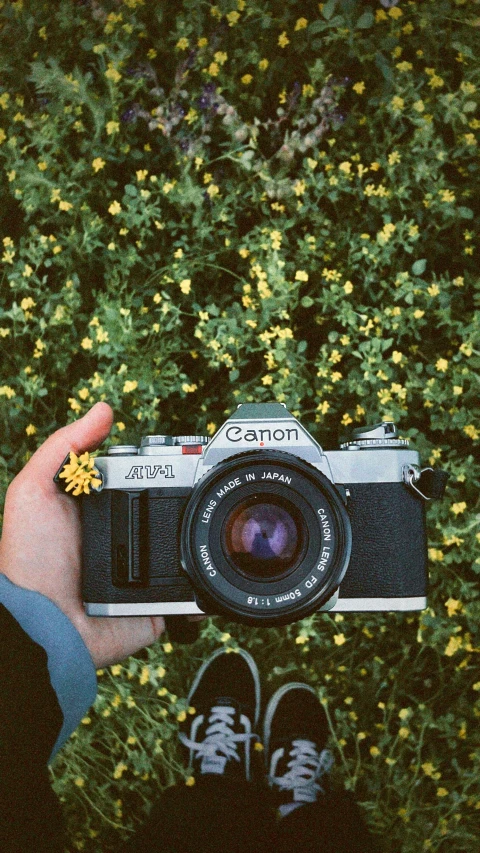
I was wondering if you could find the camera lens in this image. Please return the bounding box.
[181,450,352,626]
[222,496,306,582]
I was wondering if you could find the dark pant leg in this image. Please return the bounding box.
[271,791,381,853]
[121,777,276,853]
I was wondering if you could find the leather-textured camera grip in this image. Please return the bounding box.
[81,489,195,604]
[340,482,427,598]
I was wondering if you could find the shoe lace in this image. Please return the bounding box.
[269,740,334,803]
[179,705,258,780]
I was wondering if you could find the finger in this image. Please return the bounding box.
[86,615,166,668]
[21,402,114,489]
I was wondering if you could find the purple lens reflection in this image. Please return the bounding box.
[224,498,304,581]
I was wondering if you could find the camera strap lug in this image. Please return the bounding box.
[402,464,449,501]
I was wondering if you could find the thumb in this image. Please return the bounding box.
[21,402,114,488]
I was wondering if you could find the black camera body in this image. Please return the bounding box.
[79,403,440,626]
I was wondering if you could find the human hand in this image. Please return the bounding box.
[0,402,165,668]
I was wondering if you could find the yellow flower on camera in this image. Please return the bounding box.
[58,451,102,496]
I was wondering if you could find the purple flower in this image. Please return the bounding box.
[121,103,140,123]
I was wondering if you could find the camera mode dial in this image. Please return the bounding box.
[176,435,209,446]
[340,421,409,450]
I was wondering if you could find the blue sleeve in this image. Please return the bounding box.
[0,573,97,762]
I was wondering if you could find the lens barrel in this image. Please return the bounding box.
[180,450,352,625]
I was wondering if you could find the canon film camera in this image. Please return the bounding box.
[64,403,448,626]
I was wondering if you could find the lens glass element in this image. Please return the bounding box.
[222,496,305,581]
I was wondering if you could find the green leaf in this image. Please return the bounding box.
[309,19,328,34]
[356,10,374,29]
[322,0,337,20]
[301,296,314,308]
[458,206,474,219]
[412,259,427,275]
[375,51,394,84]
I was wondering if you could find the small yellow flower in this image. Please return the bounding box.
[108,200,122,215]
[450,502,466,516]
[105,66,121,83]
[370,746,380,757]
[92,157,106,172]
[136,169,148,182]
[391,96,404,111]
[106,121,119,135]
[176,37,189,50]
[241,74,253,85]
[180,279,191,294]
[185,776,195,786]
[206,184,220,198]
[440,189,455,203]
[388,6,402,19]
[435,358,448,372]
[278,31,290,48]
[259,58,269,70]
[334,633,346,646]
[25,424,37,436]
[113,762,128,780]
[139,666,150,685]
[353,81,365,94]
[444,636,462,657]
[464,424,479,440]
[295,17,308,31]
[58,451,102,496]
[163,642,173,653]
[123,380,138,393]
[428,548,444,562]
[445,598,462,617]
[436,788,449,798]
[391,351,403,364]
[0,385,15,399]
[295,270,309,282]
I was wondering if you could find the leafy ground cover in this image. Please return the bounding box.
[0,1,479,850]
